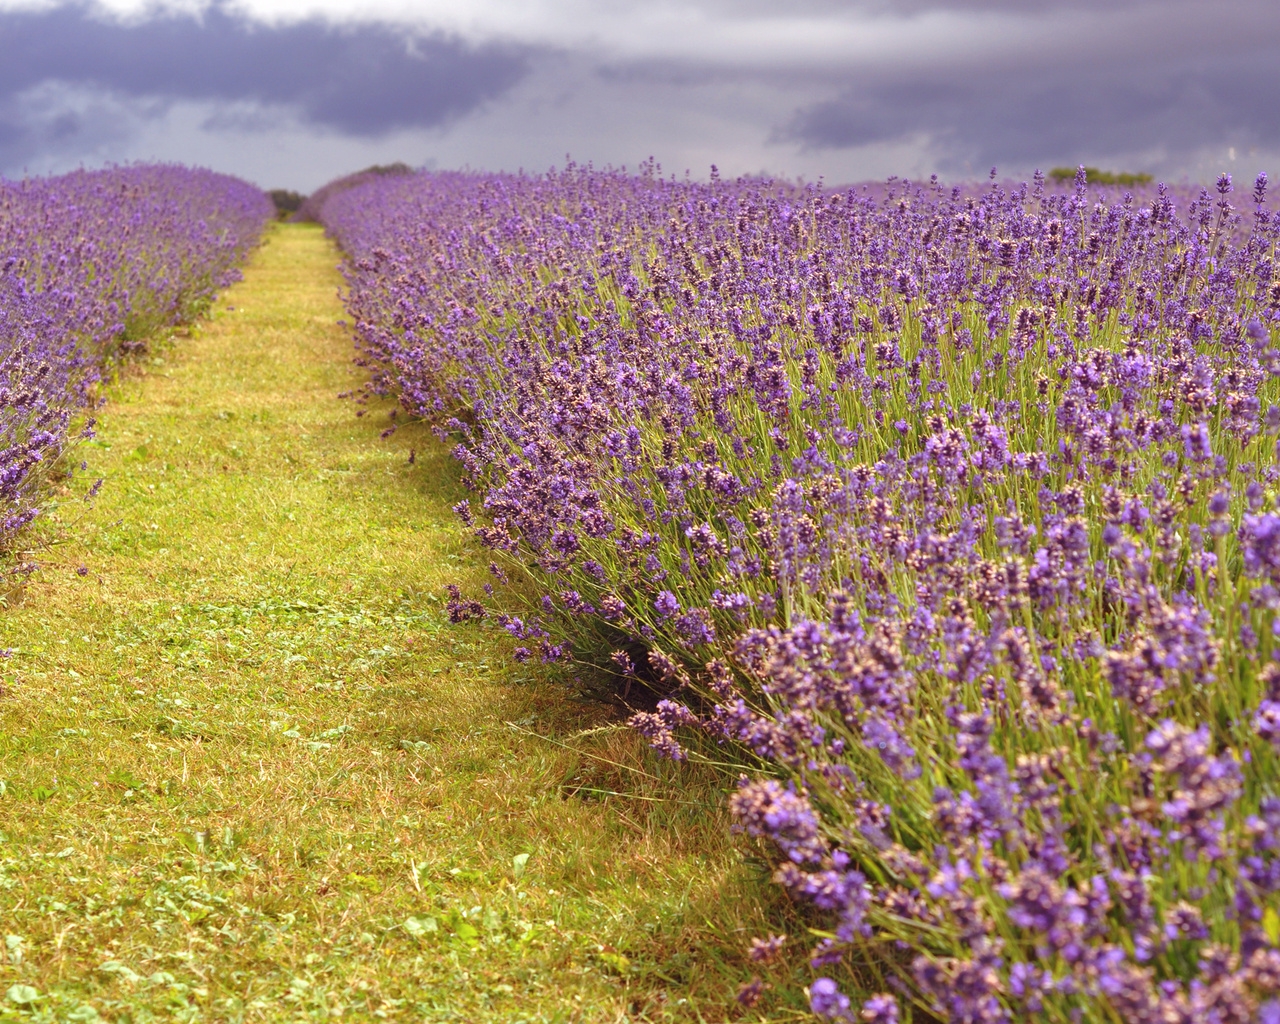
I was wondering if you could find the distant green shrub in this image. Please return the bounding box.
[268,189,306,220]
[1048,166,1154,186]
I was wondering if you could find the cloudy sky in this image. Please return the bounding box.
[0,0,1276,190]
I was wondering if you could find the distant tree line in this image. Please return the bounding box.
[268,189,305,219]
[1048,167,1154,186]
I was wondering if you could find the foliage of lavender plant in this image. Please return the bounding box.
[319,162,1280,1022]
[292,162,412,223]
[0,164,271,552]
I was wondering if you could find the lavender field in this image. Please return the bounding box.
[310,165,1280,1022]
[0,165,272,559]
[3,185,782,1022]
[5,159,1280,1021]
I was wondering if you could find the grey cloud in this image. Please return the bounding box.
[850,0,1148,11]
[0,80,147,171]
[0,2,532,143]
[782,9,1280,173]
[655,0,1149,16]
[2,0,1276,186]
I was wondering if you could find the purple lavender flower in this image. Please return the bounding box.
[1146,720,1242,857]
[654,590,680,620]
[730,779,827,864]
[675,607,717,645]
[809,978,854,1021]
[1162,901,1208,941]
[1255,700,1280,747]
[1241,515,1280,583]
[748,933,787,962]
[858,994,899,1024]
[736,976,766,1007]
[1182,422,1213,463]
[862,713,920,778]
[629,700,698,760]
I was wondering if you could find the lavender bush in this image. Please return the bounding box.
[0,164,271,552]
[319,163,1280,1022]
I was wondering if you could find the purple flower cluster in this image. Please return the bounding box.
[317,163,1280,1021]
[1,165,270,552]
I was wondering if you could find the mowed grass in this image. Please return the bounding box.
[0,223,811,1023]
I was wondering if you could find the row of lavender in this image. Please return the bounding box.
[1,165,272,554]
[320,164,1280,1022]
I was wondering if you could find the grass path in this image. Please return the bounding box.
[0,224,806,1023]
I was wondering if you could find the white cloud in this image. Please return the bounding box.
[32,0,1271,76]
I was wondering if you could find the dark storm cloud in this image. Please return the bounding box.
[788,59,1280,165]
[3,0,1277,183]
[0,3,532,137]
[780,1,1280,171]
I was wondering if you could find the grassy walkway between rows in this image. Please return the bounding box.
[0,224,807,1023]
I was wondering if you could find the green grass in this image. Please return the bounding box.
[0,223,809,1023]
